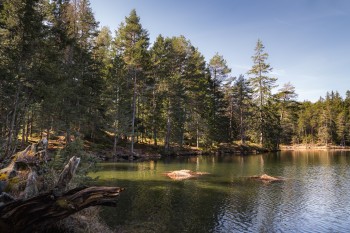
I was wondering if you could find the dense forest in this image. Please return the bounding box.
[1,0,350,161]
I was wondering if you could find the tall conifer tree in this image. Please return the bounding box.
[248,39,277,146]
[114,9,149,153]
[208,53,231,143]
[232,75,253,144]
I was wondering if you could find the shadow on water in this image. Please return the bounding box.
[98,179,228,233]
[89,152,350,233]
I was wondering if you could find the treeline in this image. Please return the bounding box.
[0,0,349,161]
[297,91,350,146]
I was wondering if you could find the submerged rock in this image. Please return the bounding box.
[249,174,284,182]
[165,170,209,180]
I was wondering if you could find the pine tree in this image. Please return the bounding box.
[248,39,277,146]
[276,82,299,144]
[0,0,48,158]
[148,35,171,146]
[163,36,189,149]
[231,75,253,144]
[336,110,347,146]
[208,53,231,143]
[183,46,209,147]
[318,107,331,145]
[114,9,149,153]
[261,98,282,150]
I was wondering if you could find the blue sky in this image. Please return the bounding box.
[90,0,350,102]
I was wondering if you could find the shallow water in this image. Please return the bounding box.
[88,151,350,233]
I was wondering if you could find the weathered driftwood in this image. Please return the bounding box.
[0,140,48,197]
[53,156,81,196]
[0,186,124,233]
[0,145,124,233]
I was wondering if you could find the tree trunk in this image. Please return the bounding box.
[152,85,157,146]
[25,110,30,143]
[29,109,33,138]
[131,68,137,154]
[180,107,186,148]
[165,117,170,150]
[259,67,263,146]
[0,186,124,233]
[11,111,23,156]
[4,83,21,160]
[240,107,245,144]
[21,122,26,150]
[153,126,157,146]
[196,120,199,148]
[46,126,50,148]
[165,101,171,151]
[113,133,118,155]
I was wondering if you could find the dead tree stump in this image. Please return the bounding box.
[0,145,124,233]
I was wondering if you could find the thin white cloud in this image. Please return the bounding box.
[271,68,286,76]
[233,64,250,71]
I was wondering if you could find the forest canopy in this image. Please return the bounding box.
[1,0,350,161]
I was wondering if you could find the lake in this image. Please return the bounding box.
[88,151,350,233]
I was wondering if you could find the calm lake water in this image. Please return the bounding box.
[88,151,350,233]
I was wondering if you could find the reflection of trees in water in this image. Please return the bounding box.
[100,179,227,232]
[96,152,350,232]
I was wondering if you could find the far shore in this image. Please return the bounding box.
[280,144,350,151]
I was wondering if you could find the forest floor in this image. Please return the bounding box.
[26,133,271,161]
[83,139,271,161]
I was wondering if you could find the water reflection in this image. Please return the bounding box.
[89,151,350,232]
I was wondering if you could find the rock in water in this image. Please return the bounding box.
[259,174,279,181]
[249,173,284,182]
[166,170,192,180]
[165,170,209,180]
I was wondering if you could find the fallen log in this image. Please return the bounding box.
[0,186,124,233]
[0,144,124,233]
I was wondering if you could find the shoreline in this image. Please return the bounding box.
[280,145,350,151]
[97,143,272,161]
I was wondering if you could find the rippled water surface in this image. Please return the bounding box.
[88,151,350,233]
